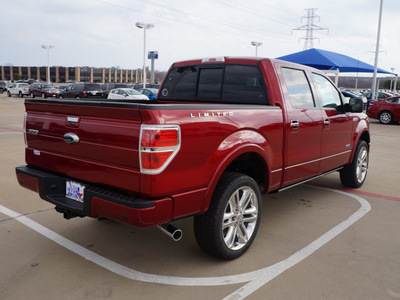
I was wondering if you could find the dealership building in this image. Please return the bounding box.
[0,65,142,83]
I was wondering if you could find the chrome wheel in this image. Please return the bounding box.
[356,145,368,183]
[379,111,392,124]
[222,186,258,251]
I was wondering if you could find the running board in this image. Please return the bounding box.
[277,167,343,192]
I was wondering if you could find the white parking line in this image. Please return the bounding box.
[0,186,371,299]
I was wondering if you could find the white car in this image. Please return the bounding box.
[7,83,30,97]
[107,88,149,100]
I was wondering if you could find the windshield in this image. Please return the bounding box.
[43,84,53,88]
[125,89,141,95]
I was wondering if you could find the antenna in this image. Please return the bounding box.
[292,8,328,50]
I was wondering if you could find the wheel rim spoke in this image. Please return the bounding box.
[222,186,259,251]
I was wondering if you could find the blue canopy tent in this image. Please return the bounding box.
[277,48,393,74]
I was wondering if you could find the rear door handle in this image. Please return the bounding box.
[290,120,300,128]
[324,119,331,126]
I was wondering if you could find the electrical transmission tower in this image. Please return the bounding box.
[292,8,328,50]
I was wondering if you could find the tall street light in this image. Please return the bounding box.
[251,41,262,57]
[136,22,154,88]
[41,45,55,83]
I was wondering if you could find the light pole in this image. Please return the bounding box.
[251,41,262,57]
[371,0,383,100]
[136,22,154,88]
[41,45,54,83]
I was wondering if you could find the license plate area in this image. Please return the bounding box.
[66,181,85,203]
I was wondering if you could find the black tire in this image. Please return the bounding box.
[19,91,23,98]
[194,172,262,260]
[76,95,80,99]
[41,93,46,99]
[7,91,11,97]
[378,111,393,124]
[340,140,368,188]
[58,94,63,99]
[30,92,35,98]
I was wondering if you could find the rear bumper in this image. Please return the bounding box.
[15,165,173,227]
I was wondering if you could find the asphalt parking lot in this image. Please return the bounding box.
[1,93,399,300]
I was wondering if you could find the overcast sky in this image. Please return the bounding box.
[1,0,399,74]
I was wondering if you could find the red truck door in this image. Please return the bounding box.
[280,67,323,185]
[311,73,353,173]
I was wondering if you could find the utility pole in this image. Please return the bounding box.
[292,8,328,50]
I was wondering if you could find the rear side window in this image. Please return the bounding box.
[281,67,315,109]
[160,64,268,104]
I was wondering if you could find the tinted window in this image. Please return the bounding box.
[222,65,267,104]
[162,66,198,99]
[312,73,343,112]
[281,68,315,109]
[85,84,101,91]
[198,68,223,98]
[160,64,268,104]
[387,97,400,103]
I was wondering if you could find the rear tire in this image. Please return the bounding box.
[379,111,393,124]
[19,91,23,98]
[340,140,368,188]
[41,93,46,99]
[30,92,35,98]
[7,91,11,97]
[194,173,262,260]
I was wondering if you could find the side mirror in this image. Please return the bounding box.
[346,98,363,113]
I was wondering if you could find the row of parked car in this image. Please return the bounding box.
[4,82,159,101]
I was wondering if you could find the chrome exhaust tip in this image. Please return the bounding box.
[158,223,183,241]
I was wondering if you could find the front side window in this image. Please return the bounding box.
[312,73,343,112]
[281,67,315,109]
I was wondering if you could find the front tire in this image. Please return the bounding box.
[19,91,23,98]
[30,92,35,98]
[194,173,262,260]
[7,91,11,97]
[340,140,368,188]
[379,111,393,124]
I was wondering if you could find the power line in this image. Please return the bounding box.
[93,0,296,44]
[292,8,328,50]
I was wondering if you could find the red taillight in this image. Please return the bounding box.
[140,125,180,174]
[83,90,87,95]
[141,129,178,148]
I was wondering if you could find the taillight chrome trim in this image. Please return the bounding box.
[139,124,181,175]
[24,112,28,148]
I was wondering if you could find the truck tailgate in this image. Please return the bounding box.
[24,99,142,193]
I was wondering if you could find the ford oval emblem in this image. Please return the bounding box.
[63,133,80,144]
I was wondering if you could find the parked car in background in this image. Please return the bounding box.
[367,96,400,124]
[101,83,130,98]
[58,83,103,98]
[138,88,159,100]
[341,90,367,110]
[29,83,60,98]
[362,91,392,101]
[0,82,7,93]
[7,83,30,97]
[107,88,149,100]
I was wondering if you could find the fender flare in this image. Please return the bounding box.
[200,130,272,213]
[349,118,370,163]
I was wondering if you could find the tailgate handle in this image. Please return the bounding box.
[66,116,80,128]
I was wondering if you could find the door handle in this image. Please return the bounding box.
[324,119,330,126]
[290,120,300,128]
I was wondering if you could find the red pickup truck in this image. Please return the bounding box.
[16,57,369,259]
